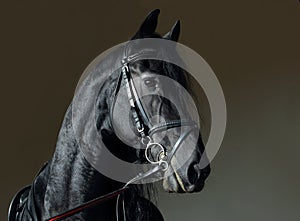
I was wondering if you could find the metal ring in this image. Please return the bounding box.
[122,64,129,73]
[145,142,165,164]
[159,161,169,171]
[141,136,151,145]
[137,125,144,133]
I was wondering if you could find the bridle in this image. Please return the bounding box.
[46,49,197,221]
[119,52,198,169]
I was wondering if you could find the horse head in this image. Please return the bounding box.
[96,9,210,193]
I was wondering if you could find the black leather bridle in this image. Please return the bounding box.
[44,50,197,221]
[119,53,197,168]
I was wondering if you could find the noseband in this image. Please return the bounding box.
[45,50,197,221]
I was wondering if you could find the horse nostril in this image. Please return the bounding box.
[201,165,211,179]
[187,163,200,185]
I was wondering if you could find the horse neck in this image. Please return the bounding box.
[33,72,158,220]
[37,104,123,220]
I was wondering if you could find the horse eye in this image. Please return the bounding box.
[144,78,157,88]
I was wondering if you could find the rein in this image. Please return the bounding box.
[45,188,128,221]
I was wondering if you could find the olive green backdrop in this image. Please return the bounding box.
[1,0,299,220]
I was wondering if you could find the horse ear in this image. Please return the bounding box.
[163,20,181,42]
[131,9,160,39]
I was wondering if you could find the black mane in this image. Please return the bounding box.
[8,9,209,221]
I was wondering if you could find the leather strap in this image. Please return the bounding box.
[45,188,128,221]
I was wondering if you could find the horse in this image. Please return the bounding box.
[8,9,211,221]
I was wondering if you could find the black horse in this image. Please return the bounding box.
[9,9,210,221]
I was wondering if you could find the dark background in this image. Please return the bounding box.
[1,0,299,220]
